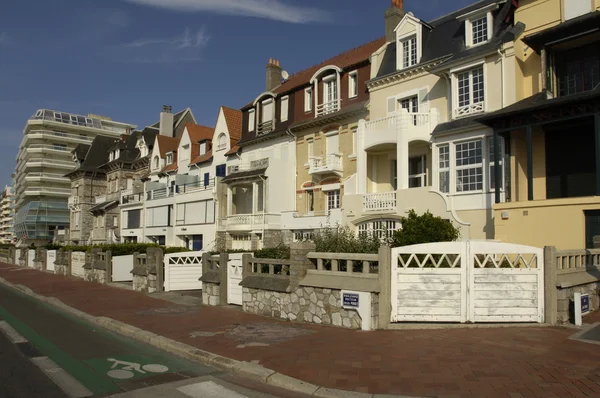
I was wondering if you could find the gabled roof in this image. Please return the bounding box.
[189,151,213,166]
[186,123,214,143]
[72,144,90,162]
[149,108,193,129]
[156,135,180,158]
[242,37,385,109]
[67,136,116,176]
[222,107,242,142]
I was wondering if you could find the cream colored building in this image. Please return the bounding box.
[343,0,521,240]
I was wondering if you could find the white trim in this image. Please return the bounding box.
[464,11,494,48]
[280,95,289,122]
[321,183,341,192]
[252,91,276,106]
[248,109,255,132]
[348,70,358,98]
[305,87,313,112]
[395,14,423,71]
[310,65,342,84]
[324,129,339,137]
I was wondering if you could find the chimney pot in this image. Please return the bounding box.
[392,0,403,9]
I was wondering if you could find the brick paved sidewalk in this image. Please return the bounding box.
[2,263,600,398]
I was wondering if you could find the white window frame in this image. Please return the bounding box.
[350,127,357,158]
[400,35,418,69]
[451,61,486,118]
[348,70,358,98]
[395,14,423,71]
[408,155,426,188]
[327,189,340,210]
[358,219,400,240]
[438,145,450,194]
[115,149,120,159]
[465,12,493,47]
[248,109,255,132]
[280,95,289,122]
[261,98,274,123]
[166,152,174,165]
[307,138,314,159]
[199,142,206,156]
[305,87,313,112]
[293,230,314,242]
[455,139,484,193]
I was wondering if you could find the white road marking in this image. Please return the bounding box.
[0,320,28,343]
[31,357,93,398]
[177,381,249,398]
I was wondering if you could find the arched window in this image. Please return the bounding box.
[218,133,227,150]
[153,156,159,169]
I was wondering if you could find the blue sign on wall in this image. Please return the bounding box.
[582,294,590,314]
[342,293,359,308]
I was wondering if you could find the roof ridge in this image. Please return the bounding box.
[285,36,384,79]
[427,0,501,25]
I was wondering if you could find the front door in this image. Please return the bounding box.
[192,235,203,251]
[585,210,600,249]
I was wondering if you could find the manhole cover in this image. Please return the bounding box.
[225,323,314,345]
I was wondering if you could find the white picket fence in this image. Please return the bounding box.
[391,241,544,323]
[46,250,56,272]
[164,251,203,291]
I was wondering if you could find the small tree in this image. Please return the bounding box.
[313,224,384,254]
[392,210,460,247]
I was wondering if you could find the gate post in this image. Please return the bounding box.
[218,252,229,305]
[544,246,558,325]
[105,250,113,284]
[378,245,392,329]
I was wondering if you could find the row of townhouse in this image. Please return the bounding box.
[66,0,600,251]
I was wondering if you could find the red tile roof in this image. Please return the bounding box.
[186,123,214,143]
[189,151,213,165]
[225,145,240,156]
[222,107,242,142]
[156,135,180,158]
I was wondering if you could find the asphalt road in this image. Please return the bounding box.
[0,282,306,398]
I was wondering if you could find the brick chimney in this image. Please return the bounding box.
[159,105,174,137]
[385,0,406,43]
[266,58,283,92]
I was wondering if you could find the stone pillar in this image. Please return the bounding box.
[377,245,392,330]
[289,241,316,290]
[219,252,229,305]
[242,253,252,279]
[544,246,558,325]
[147,248,164,292]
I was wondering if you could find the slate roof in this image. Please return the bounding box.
[67,136,117,176]
[374,0,521,79]
[432,115,486,136]
[72,144,91,162]
[90,200,119,212]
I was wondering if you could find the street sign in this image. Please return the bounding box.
[342,292,359,308]
[582,294,590,314]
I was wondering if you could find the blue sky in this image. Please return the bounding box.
[0,0,476,187]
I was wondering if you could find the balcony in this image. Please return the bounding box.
[23,187,71,196]
[25,172,69,183]
[176,178,215,195]
[316,100,340,118]
[363,192,397,212]
[120,189,144,205]
[25,159,75,170]
[308,154,343,175]
[363,109,438,150]
[227,158,269,175]
[24,130,95,144]
[146,187,175,201]
[257,120,275,136]
[221,213,281,230]
[454,102,484,118]
[26,144,72,154]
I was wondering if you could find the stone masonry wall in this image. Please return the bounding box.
[557,282,600,324]
[85,268,107,284]
[243,286,378,329]
[202,282,221,306]
[55,264,69,276]
[132,273,158,293]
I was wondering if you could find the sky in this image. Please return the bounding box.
[0,0,478,187]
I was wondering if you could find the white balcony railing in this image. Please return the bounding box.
[95,195,106,204]
[454,101,484,118]
[363,109,439,151]
[222,213,281,228]
[316,100,340,117]
[363,192,397,212]
[146,187,176,201]
[309,153,343,175]
[257,120,274,136]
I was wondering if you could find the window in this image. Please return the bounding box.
[471,16,488,45]
[488,137,504,191]
[306,190,314,213]
[358,220,399,240]
[400,35,417,69]
[293,230,314,242]
[305,88,313,112]
[323,76,338,109]
[200,142,206,155]
[327,190,340,210]
[153,156,159,169]
[307,138,314,159]
[248,109,255,132]
[438,145,450,193]
[127,178,133,190]
[204,172,210,186]
[409,156,426,188]
[217,134,226,150]
[400,96,418,113]
[127,209,141,229]
[280,96,289,122]
[166,153,173,164]
[261,99,273,123]
[556,44,600,97]
[455,140,483,192]
[216,164,226,177]
[112,215,118,227]
[109,152,114,161]
[349,71,358,98]
[115,149,120,159]
[455,66,485,117]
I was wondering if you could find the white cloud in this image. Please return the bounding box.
[121,28,210,63]
[123,0,330,23]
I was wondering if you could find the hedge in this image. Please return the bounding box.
[45,243,192,256]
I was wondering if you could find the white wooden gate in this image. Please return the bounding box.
[227,253,247,305]
[28,250,35,268]
[164,251,203,291]
[391,241,544,323]
[112,255,134,282]
[46,250,56,272]
[71,252,86,278]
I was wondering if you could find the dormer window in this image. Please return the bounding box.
[401,35,417,69]
[166,152,173,164]
[114,149,120,159]
[258,98,274,135]
[217,134,226,150]
[463,11,493,47]
[248,109,255,132]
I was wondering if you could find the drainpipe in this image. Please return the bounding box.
[258,175,267,249]
[497,48,505,108]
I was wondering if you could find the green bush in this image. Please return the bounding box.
[392,210,460,247]
[44,243,193,256]
[163,246,192,254]
[254,244,290,260]
[313,224,385,254]
[207,249,252,256]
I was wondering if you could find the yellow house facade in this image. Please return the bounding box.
[482,0,600,250]
[341,0,521,240]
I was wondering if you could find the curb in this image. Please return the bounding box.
[0,276,420,398]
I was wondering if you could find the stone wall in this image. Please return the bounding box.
[85,268,107,284]
[242,286,378,329]
[132,273,157,293]
[556,282,600,324]
[203,282,221,306]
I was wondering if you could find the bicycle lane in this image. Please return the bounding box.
[0,283,218,396]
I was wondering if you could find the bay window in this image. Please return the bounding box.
[455,140,483,192]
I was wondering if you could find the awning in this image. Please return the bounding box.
[90,200,119,212]
[522,11,600,53]
[221,168,267,183]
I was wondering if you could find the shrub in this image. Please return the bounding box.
[392,210,460,247]
[163,246,192,255]
[255,244,290,260]
[313,224,384,254]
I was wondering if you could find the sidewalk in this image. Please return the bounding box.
[1,263,600,398]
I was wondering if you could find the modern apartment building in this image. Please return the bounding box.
[14,109,135,246]
[0,185,15,244]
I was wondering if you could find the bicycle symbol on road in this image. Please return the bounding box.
[106,358,169,380]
